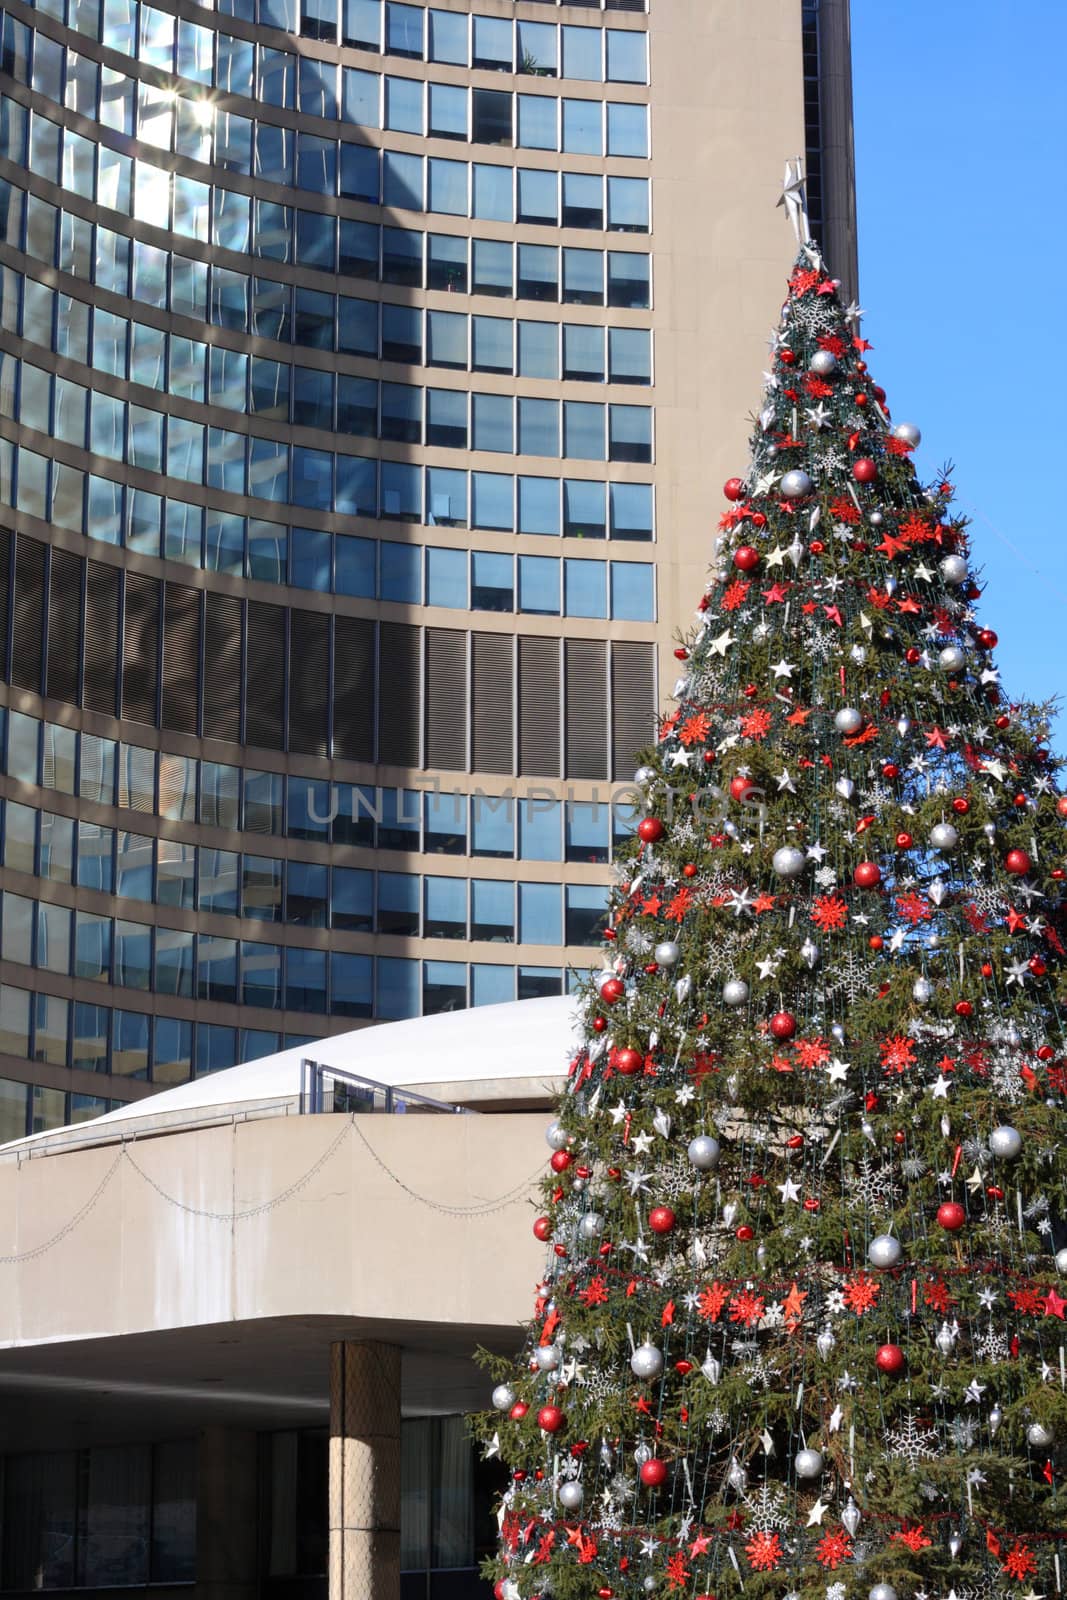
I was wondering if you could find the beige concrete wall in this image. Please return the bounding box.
[0,1113,546,1348]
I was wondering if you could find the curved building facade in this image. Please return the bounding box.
[0,0,855,1128]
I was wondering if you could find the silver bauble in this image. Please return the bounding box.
[816,1326,836,1359]
[534,1343,561,1371]
[835,776,856,800]
[578,1211,605,1240]
[722,979,750,1007]
[930,822,959,851]
[726,1458,747,1493]
[809,349,837,376]
[868,1234,902,1270]
[989,1125,1023,1161]
[834,707,863,734]
[868,510,884,527]
[688,1134,721,1171]
[982,822,997,840]
[948,1532,963,1560]
[655,940,681,967]
[893,421,922,448]
[644,1580,656,1595]
[989,1405,1003,1437]
[1027,1421,1055,1449]
[940,553,968,586]
[756,1244,768,1268]
[492,1383,516,1411]
[780,468,813,499]
[545,1120,569,1151]
[634,765,656,787]
[502,1581,520,1600]
[870,1586,897,1600]
[1056,1247,1067,1274]
[935,1322,956,1356]
[912,977,934,1004]
[801,938,820,969]
[841,1498,862,1536]
[572,1176,587,1193]
[701,1350,722,1384]
[558,1480,583,1511]
[939,645,966,672]
[630,1341,664,1381]
[633,1442,652,1466]
[794,1447,824,1479]
[896,715,911,735]
[772,844,807,878]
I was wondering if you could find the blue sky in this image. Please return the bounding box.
[851,2,1067,744]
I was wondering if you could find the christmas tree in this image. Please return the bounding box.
[475,199,1067,1600]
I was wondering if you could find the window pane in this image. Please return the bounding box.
[607,175,649,232]
[606,102,648,157]
[428,8,467,64]
[518,965,561,999]
[564,478,606,538]
[428,82,466,139]
[518,554,559,615]
[517,475,559,535]
[472,394,513,454]
[518,799,561,861]
[426,388,467,449]
[562,98,601,155]
[471,795,513,858]
[518,882,561,945]
[377,956,419,1018]
[472,88,512,146]
[426,309,467,369]
[382,150,423,209]
[567,799,610,863]
[563,247,603,305]
[608,402,652,461]
[561,25,601,80]
[472,164,512,223]
[565,557,607,617]
[608,326,651,383]
[424,876,466,939]
[517,320,558,379]
[611,560,654,619]
[517,94,556,150]
[517,20,557,76]
[471,550,513,611]
[517,244,557,302]
[566,883,609,945]
[425,790,467,854]
[380,540,422,600]
[471,472,513,531]
[472,315,513,374]
[517,397,559,457]
[517,168,557,225]
[563,400,604,460]
[472,237,512,295]
[607,28,647,82]
[610,480,653,540]
[472,15,511,71]
[428,157,467,216]
[472,963,514,1006]
[385,75,422,132]
[386,1,423,58]
[332,866,374,930]
[426,546,467,608]
[562,171,602,229]
[427,233,467,291]
[426,465,468,528]
[330,952,372,1017]
[563,324,604,381]
[423,959,466,1015]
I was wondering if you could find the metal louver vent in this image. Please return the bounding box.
[289,608,330,757]
[121,572,161,726]
[202,592,242,743]
[471,632,514,775]
[82,560,120,716]
[333,615,375,762]
[518,635,560,778]
[425,628,467,772]
[244,600,286,750]
[161,584,201,736]
[11,534,45,693]
[611,640,657,780]
[378,622,420,768]
[46,547,82,706]
[564,637,607,780]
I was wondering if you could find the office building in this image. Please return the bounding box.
[0,0,856,1124]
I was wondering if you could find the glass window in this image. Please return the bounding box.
[470,878,514,942]
[335,534,376,597]
[154,1016,193,1083]
[427,157,468,216]
[426,310,467,369]
[517,95,556,150]
[285,947,326,1013]
[380,540,422,600]
[472,394,513,454]
[611,559,654,619]
[518,965,562,999]
[564,478,607,538]
[114,919,152,989]
[381,382,422,443]
[471,794,514,858]
[4,801,35,874]
[337,375,378,438]
[73,1002,110,1073]
[607,102,648,157]
[0,987,30,1060]
[565,557,607,617]
[242,856,283,922]
[519,882,561,945]
[112,1008,149,1077]
[562,25,601,80]
[343,67,380,125]
[517,19,557,75]
[378,788,421,849]
[562,171,602,229]
[426,388,467,449]
[564,401,605,460]
[471,472,513,532]
[428,8,467,64]
[385,75,422,132]
[343,0,381,49]
[566,884,609,946]
[31,993,68,1066]
[428,82,466,140]
[197,935,238,1004]
[377,956,419,1019]
[472,316,512,374]
[519,799,561,860]
[517,321,558,379]
[606,28,647,83]
[423,959,465,1014]
[472,14,511,71]
[472,88,513,146]
[330,952,373,1018]
[1,891,33,964]
[381,458,422,522]
[196,1022,236,1074]
[562,98,601,155]
[199,847,239,914]
[518,168,558,225]
[610,480,653,540]
[472,238,512,296]
[472,165,512,223]
[425,790,467,854]
[518,475,560,536]
[426,465,468,528]
[287,776,332,842]
[378,872,419,935]
[567,799,610,863]
[426,546,468,609]
[427,233,467,292]
[518,554,560,615]
[382,301,422,361]
[517,244,558,302]
[42,724,78,795]
[339,144,379,202]
[471,550,513,611]
[609,402,652,461]
[424,876,466,939]
[386,1,423,57]
[338,297,378,356]
[518,398,559,457]
[608,175,649,232]
[563,248,604,305]
[332,866,374,933]
[382,150,423,209]
[155,927,194,997]
[563,324,605,381]
[608,326,651,383]
[472,963,513,1006]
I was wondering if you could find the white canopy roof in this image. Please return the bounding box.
[3,994,580,1158]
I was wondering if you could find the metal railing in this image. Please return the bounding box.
[299,1060,476,1116]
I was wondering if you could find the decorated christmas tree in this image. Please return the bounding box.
[475,175,1067,1600]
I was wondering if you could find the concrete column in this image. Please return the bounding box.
[329,1340,402,1600]
[816,0,859,300]
[196,1427,259,1600]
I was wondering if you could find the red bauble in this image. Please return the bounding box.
[615,1046,643,1076]
[1057,796,1067,818]
[954,1000,973,1018]
[873,384,887,402]
[640,1459,668,1488]
[854,861,882,889]
[494,1582,506,1600]
[723,477,745,502]
[637,817,665,845]
[537,1406,565,1434]
[905,647,921,665]
[786,1133,805,1149]
[1004,849,1031,876]
[977,628,998,649]
[869,935,884,951]
[770,1010,797,1041]
[810,539,825,554]
[778,348,796,366]
[952,797,970,815]
[509,1401,529,1421]
[733,545,760,572]
[1029,956,1047,977]
[673,647,688,661]
[649,1206,676,1235]
[592,1016,607,1033]
[729,775,755,802]
[1014,793,1028,808]
[736,1224,755,1240]
[876,1343,905,1375]
[682,863,698,878]
[550,1150,572,1174]
[995,714,1011,730]
[895,832,914,850]
[893,1131,906,1146]
[937,1201,966,1232]
[533,1216,552,1241]
[882,763,899,780]
[981,963,993,979]
[600,977,625,1004]
[1038,1044,1055,1061]
[853,458,878,483]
